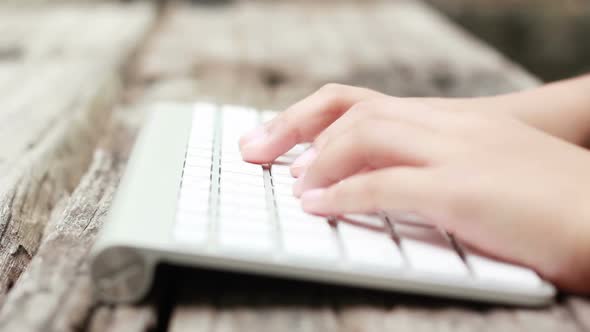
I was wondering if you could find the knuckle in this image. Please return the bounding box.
[349,119,375,143]
[274,112,295,134]
[348,127,366,148]
[349,100,378,116]
[318,83,347,97]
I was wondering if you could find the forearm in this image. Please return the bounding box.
[422,74,590,147]
[496,74,590,147]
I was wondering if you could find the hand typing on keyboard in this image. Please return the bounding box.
[239,83,590,294]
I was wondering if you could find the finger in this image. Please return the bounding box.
[294,119,443,196]
[300,167,437,216]
[240,84,384,163]
[290,98,451,176]
[315,98,446,149]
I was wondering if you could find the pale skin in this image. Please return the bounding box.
[239,75,590,294]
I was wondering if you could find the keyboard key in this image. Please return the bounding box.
[176,211,209,225]
[261,110,278,123]
[185,161,213,171]
[387,212,432,227]
[272,175,296,186]
[219,217,272,234]
[183,164,212,176]
[178,204,209,215]
[274,155,298,165]
[189,130,214,139]
[221,105,259,137]
[219,196,268,209]
[186,145,214,155]
[182,183,212,193]
[285,144,309,156]
[219,206,269,221]
[467,251,542,289]
[282,231,339,262]
[273,144,309,165]
[280,219,333,236]
[275,195,300,207]
[192,103,216,125]
[218,211,274,254]
[396,224,469,277]
[339,214,386,229]
[339,222,404,269]
[220,177,265,188]
[221,161,262,175]
[178,192,209,203]
[279,208,339,260]
[271,165,292,177]
[219,186,266,198]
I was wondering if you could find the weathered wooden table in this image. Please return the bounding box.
[0,1,588,331]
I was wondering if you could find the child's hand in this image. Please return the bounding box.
[240,84,590,293]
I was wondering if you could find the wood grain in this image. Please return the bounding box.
[0,0,155,313]
[0,108,160,331]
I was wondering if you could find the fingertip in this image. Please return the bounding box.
[290,148,316,177]
[292,177,304,198]
[301,188,328,214]
[239,126,268,150]
[290,165,303,178]
[240,146,272,164]
[239,126,278,163]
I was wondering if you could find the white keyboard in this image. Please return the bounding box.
[90,102,555,305]
[166,103,554,305]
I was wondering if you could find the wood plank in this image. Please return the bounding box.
[86,304,157,332]
[338,304,582,332]
[0,3,154,67]
[0,3,155,308]
[0,110,159,331]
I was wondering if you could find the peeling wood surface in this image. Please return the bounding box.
[0,1,587,331]
[0,2,156,310]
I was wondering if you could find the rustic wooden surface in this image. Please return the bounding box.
[0,1,588,331]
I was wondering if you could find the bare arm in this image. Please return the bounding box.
[421,74,590,147]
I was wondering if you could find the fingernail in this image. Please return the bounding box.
[290,148,316,177]
[239,127,269,158]
[301,189,327,213]
[240,126,268,148]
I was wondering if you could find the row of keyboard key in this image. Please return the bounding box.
[217,106,273,254]
[271,158,341,262]
[174,103,216,245]
[337,216,404,270]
